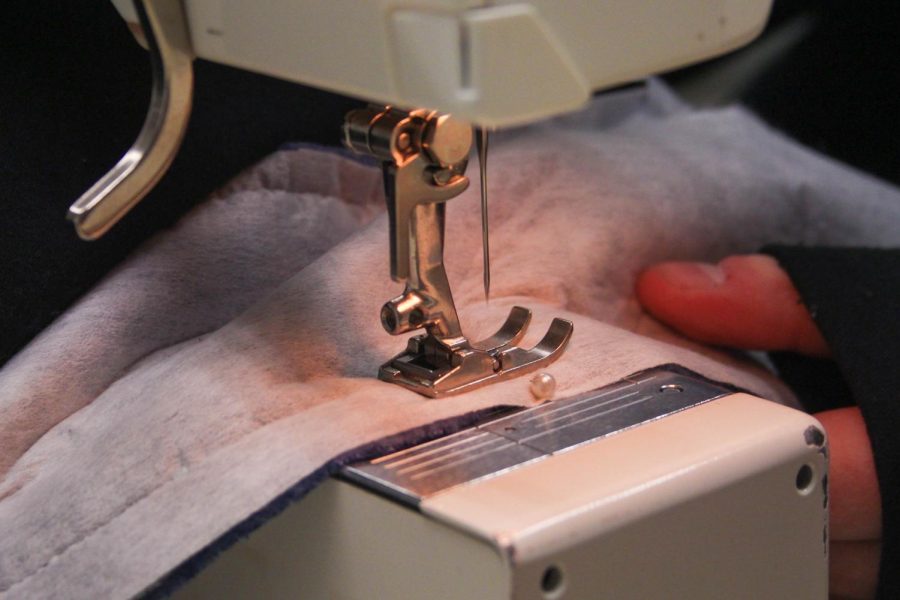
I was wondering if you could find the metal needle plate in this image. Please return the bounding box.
[342,366,731,506]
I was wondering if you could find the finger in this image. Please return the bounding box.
[816,407,882,540]
[829,540,880,600]
[636,254,829,356]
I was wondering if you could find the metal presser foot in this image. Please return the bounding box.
[343,107,573,398]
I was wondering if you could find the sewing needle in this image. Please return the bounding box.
[476,127,490,302]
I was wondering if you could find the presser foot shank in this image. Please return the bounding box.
[379,307,573,398]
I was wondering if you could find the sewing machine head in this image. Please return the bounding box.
[68,0,773,397]
[104,0,773,128]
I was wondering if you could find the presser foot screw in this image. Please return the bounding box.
[396,131,412,152]
[530,372,557,401]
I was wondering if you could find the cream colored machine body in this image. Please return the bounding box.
[83,0,777,239]
[110,0,772,126]
[176,368,829,599]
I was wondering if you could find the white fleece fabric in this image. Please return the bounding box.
[1,82,899,598]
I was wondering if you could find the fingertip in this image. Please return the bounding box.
[636,255,829,356]
[635,261,723,328]
[638,261,727,295]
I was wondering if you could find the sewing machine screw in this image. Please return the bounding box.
[530,372,557,401]
[396,131,412,152]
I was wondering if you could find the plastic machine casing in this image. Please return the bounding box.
[110,0,773,126]
[174,368,828,599]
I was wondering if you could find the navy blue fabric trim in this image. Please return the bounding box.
[141,405,516,599]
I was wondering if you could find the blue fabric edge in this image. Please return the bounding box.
[140,363,750,598]
[140,404,516,599]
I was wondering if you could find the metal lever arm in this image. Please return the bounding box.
[67,0,194,240]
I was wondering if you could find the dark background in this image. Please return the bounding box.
[1,0,897,367]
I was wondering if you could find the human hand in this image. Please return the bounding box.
[636,254,882,600]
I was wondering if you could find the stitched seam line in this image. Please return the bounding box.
[1,471,181,594]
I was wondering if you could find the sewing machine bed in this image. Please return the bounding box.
[1,82,898,598]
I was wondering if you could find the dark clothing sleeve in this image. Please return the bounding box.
[764,246,900,598]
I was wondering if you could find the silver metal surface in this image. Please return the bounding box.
[67,0,194,239]
[342,366,731,505]
[475,127,491,302]
[342,107,572,398]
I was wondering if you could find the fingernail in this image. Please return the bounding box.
[655,262,726,289]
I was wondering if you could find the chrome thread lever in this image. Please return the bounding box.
[343,107,573,398]
[67,0,194,240]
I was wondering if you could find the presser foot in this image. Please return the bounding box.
[379,307,573,398]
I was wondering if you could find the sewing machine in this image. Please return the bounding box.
[72,1,828,597]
